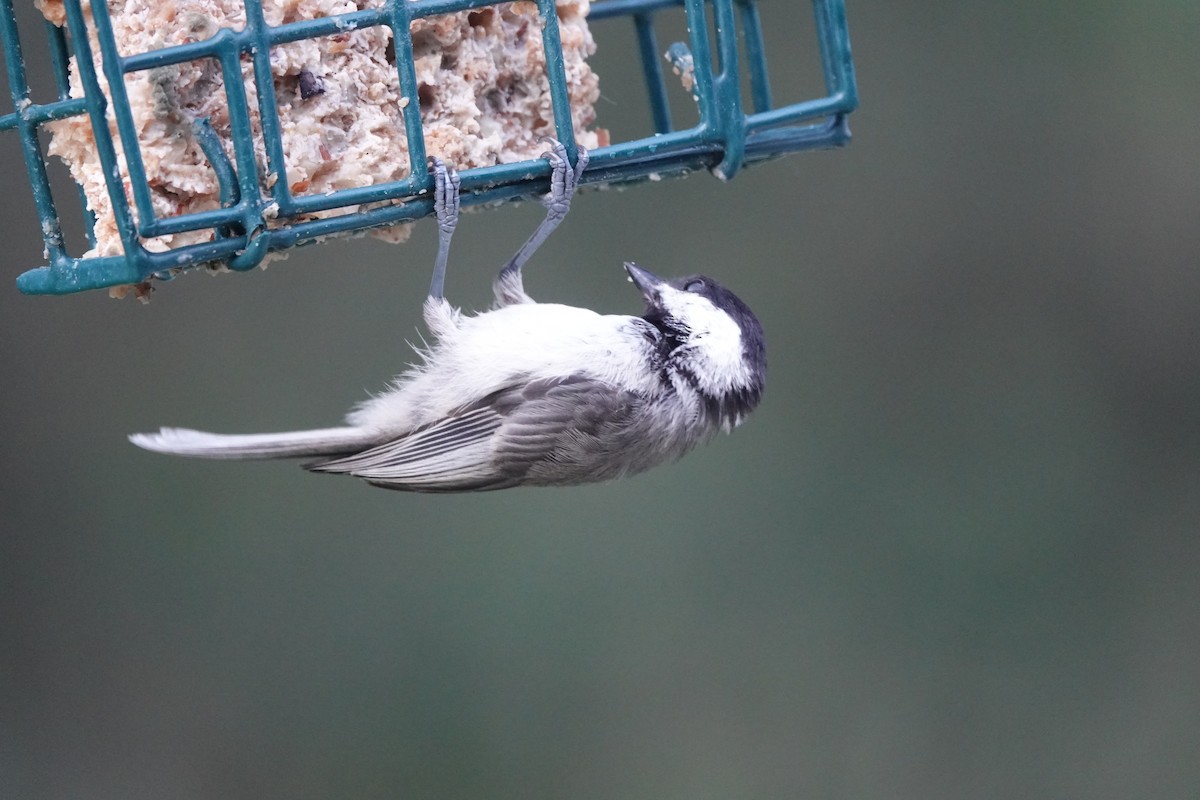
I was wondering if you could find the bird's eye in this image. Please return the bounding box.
[684,279,705,293]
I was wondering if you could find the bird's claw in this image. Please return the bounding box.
[538,138,588,218]
[430,157,461,236]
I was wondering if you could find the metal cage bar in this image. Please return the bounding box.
[1,0,857,296]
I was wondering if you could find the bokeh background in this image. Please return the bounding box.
[3,2,1199,798]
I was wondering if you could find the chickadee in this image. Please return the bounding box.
[130,141,766,492]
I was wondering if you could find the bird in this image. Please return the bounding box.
[129,140,766,492]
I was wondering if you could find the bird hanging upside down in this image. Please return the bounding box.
[130,140,766,492]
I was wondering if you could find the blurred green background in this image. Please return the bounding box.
[3,2,1199,798]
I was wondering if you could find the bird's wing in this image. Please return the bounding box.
[305,376,643,492]
[490,376,644,483]
[305,404,508,491]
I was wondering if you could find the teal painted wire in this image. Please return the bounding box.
[244,0,291,218]
[86,0,159,243]
[706,0,746,179]
[0,0,68,265]
[44,18,97,248]
[385,0,428,190]
[44,18,71,97]
[67,0,148,282]
[537,0,580,164]
[7,0,858,295]
[192,119,240,210]
[737,1,771,115]
[634,14,672,134]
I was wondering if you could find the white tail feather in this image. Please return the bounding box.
[128,426,378,460]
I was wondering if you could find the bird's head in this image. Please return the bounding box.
[625,262,766,428]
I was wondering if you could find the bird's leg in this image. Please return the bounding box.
[427,157,461,302]
[423,158,463,336]
[493,139,589,307]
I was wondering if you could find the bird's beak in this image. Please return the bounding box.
[624,262,665,300]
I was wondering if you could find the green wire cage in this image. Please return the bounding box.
[0,0,857,296]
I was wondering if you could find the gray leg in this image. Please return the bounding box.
[493,140,589,306]
[428,157,461,301]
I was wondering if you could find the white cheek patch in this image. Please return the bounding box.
[660,290,751,392]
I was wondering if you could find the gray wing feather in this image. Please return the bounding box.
[306,406,502,489]
[303,376,646,492]
[491,377,645,485]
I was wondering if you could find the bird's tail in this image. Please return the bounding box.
[128,426,379,460]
